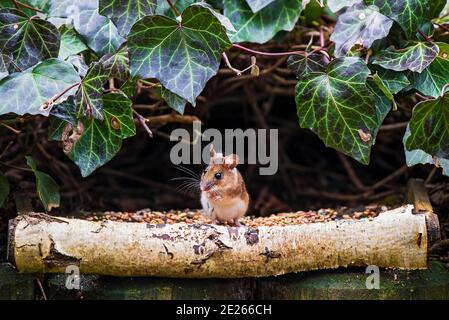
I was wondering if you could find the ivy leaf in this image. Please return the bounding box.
[294,57,377,164]
[245,0,276,13]
[0,8,60,70]
[223,0,302,44]
[160,86,187,114]
[68,92,135,177]
[49,1,125,57]
[99,0,156,36]
[99,46,129,80]
[403,124,449,175]
[327,0,362,12]
[67,54,89,77]
[371,42,439,73]
[330,4,393,57]
[155,0,196,18]
[50,95,77,126]
[287,53,329,78]
[366,77,393,123]
[0,52,12,80]
[25,156,60,212]
[76,62,108,120]
[410,42,449,97]
[128,5,231,105]
[0,0,49,17]
[73,8,125,56]
[364,0,430,39]
[0,172,9,207]
[406,94,449,158]
[58,27,88,60]
[0,58,80,116]
[370,65,410,94]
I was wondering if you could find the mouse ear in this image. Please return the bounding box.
[209,144,216,158]
[224,154,238,169]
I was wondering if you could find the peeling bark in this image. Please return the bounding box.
[8,206,432,278]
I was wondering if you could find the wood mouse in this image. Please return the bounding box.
[200,145,249,225]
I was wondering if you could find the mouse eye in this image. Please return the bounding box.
[214,172,222,180]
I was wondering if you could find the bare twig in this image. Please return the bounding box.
[337,153,368,190]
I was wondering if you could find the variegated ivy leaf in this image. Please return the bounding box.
[406,94,449,159]
[245,0,276,13]
[403,125,449,176]
[371,42,439,73]
[410,42,449,97]
[58,27,88,60]
[62,93,134,177]
[99,0,157,36]
[128,5,231,105]
[330,3,393,57]
[0,58,80,116]
[287,53,329,78]
[295,57,377,164]
[48,0,94,17]
[26,156,60,212]
[223,0,302,44]
[0,8,60,70]
[67,54,89,77]
[99,46,129,80]
[76,62,109,120]
[370,65,410,94]
[364,0,430,39]
[327,0,362,12]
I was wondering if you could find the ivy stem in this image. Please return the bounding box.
[232,44,307,56]
[40,82,81,112]
[0,161,33,172]
[166,0,180,17]
[416,28,433,45]
[440,83,449,97]
[222,53,242,76]
[435,22,449,33]
[11,0,44,13]
[132,109,153,138]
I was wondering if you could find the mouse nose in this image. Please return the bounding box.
[200,181,211,192]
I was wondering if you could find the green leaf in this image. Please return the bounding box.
[223,0,302,44]
[25,156,60,212]
[68,92,135,177]
[327,0,362,12]
[155,0,196,18]
[366,77,393,122]
[0,58,80,116]
[406,94,449,158]
[76,62,109,120]
[160,86,187,114]
[0,172,9,207]
[58,27,88,60]
[287,53,329,78]
[128,5,231,105]
[330,3,393,57]
[410,42,449,97]
[67,54,88,77]
[370,65,410,94]
[364,0,430,39]
[74,8,126,56]
[0,0,49,17]
[403,124,449,176]
[371,42,438,73]
[0,52,11,80]
[294,57,377,164]
[0,8,60,70]
[99,46,129,80]
[99,0,156,36]
[50,95,77,126]
[120,76,138,98]
[245,0,276,13]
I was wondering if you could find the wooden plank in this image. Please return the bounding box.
[256,259,449,300]
[0,263,35,300]
[46,275,253,300]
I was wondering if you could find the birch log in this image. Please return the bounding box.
[8,205,432,278]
